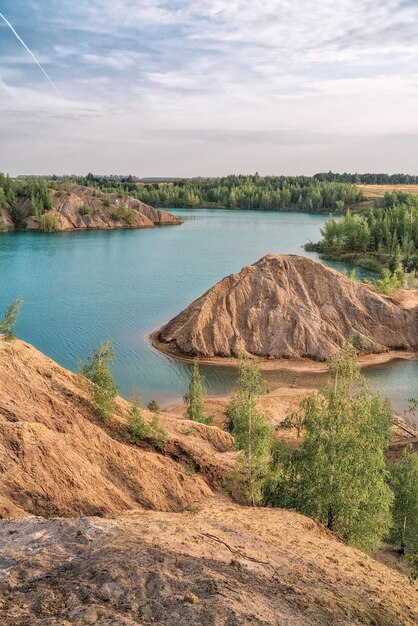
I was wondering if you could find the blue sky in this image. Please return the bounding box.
[0,0,418,176]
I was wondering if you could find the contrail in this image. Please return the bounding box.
[0,11,57,90]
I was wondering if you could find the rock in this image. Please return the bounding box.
[183,592,200,604]
[157,254,418,361]
[100,582,123,601]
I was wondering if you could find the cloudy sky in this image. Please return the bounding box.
[0,0,417,176]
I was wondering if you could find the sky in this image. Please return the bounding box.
[0,0,418,176]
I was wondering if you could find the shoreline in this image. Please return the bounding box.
[151,330,418,375]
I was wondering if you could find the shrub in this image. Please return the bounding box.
[111,205,136,225]
[78,204,91,217]
[0,298,23,341]
[147,399,160,412]
[372,268,403,295]
[39,212,60,232]
[127,400,149,442]
[79,341,120,420]
[149,414,167,450]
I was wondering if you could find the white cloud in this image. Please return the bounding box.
[1,0,418,174]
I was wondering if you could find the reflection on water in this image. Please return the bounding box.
[0,208,416,416]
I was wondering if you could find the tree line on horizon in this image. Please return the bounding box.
[75,173,365,212]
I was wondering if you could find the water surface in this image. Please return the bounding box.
[0,208,416,417]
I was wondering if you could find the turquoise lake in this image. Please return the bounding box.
[0,208,417,418]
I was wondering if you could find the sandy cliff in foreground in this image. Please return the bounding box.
[0,338,417,624]
[157,254,418,361]
[0,339,233,519]
[1,499,417,625]
[0,184,181,232]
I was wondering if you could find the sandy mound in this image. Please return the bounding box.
[1,498,417,625]
[157,254,418,361]
[0,339,234,519]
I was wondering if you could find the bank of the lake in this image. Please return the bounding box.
[0,207,416,416]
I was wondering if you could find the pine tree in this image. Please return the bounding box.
[79,340,120,421]
[184,361,210,424]
[127,400,149,442]
[227,355,274,506]
[389,445,418,555]
[288,344,393,553]
[0,298,23,341]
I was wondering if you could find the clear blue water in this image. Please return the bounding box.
[0,208,416,417]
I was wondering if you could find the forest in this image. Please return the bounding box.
[0,174,52,227]
[73,173,365,212]
[314,172,418,184]
[307,191,418,274]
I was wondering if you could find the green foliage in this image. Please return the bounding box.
[127,398,167,450]
[389,445,418,555]
[136,177,363,212]
[102,196,111,207]
[147,399,160,412]
[186,460,198,475]
[268,345,393,553]
[79,341,120,421]
[149,414,167,450]
[0,298,23,341]
[310,192,418,274]
[111,204,135,225]
[39,212,60,232]
[78,204,91,217]
[372,268,403,295]
[127,400,149,442]
[227,355,274,506]
[184,361,212,424]
[51,172,364,213]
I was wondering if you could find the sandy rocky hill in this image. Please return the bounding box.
[156,254,418,360]
[0,339,417,625]
[0,184,181,231]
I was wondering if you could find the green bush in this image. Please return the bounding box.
[78,204,91,217]
[111,205,136,225]
[0,298,23,341]
[39,212,60,232]
[127,401,149,442]
[147,399,160,412]
[79,341,120,420]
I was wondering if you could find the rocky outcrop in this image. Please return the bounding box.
[1,184,181,232]
[0,339,233,519]
[1,499,417,625]
[157,254,418,361]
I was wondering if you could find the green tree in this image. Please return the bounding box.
[389,445,418,555]
[148,414,167,450]
[147,399,160,412]
[0,298,23,341]
[79,341,120,421]
[184,361,211,424]
[127,400,149,442]
[284,345,393,553]
[227,355,274,506]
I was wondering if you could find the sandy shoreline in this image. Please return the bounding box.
[151,330,418,375]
